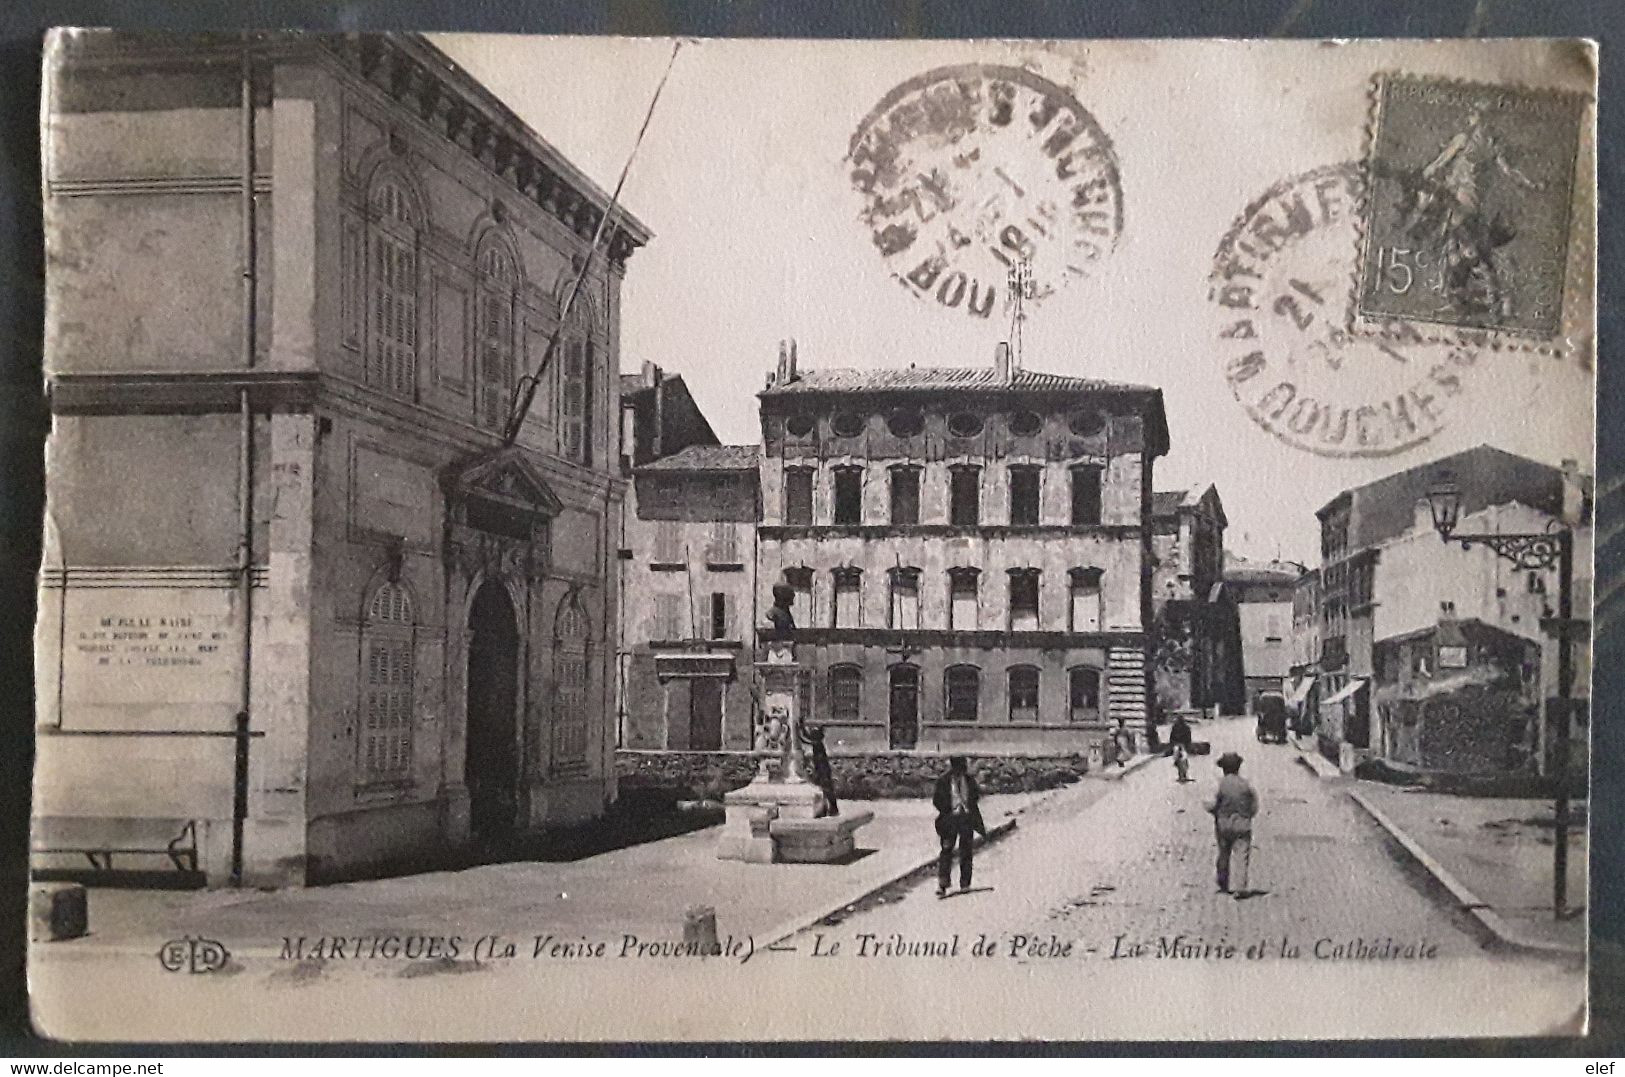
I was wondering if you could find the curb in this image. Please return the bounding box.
[1094,750,1159,781]
[1294,748,1342,780]
[1346,787,1583,958]
[758,817,1021,948]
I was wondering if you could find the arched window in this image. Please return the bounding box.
[477,241,518,430]
[361,581,415,781]
[945,665,980,722]
[828,664,862,724]
[1008,665,1040,723]
[1069,667,1102,723]
[552,597,592,772]
[561,304,595,465]
[367,175,419,398]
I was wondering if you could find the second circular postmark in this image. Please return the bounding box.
[847,63,1123,320]
[1209,162,1480,458]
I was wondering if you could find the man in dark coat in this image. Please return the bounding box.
[932,756,988,898]
[804,726,838,817]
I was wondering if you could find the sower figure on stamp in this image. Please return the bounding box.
[933,756,988,898]
[1205,752,1259,898]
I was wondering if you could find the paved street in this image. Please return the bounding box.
[30,718,1585,1042]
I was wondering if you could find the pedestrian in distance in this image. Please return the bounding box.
[1112,717,1135,767]
[1205,751,1260,898]
[1168,714,1193,784]
[932,755,988,898]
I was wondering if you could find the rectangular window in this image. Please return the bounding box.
[363,639,413,780]
[829,665,861,723]
[784,469,813,526]
[833,467,863,525]
[709,592,730,640]
[950,466,981,527]
[654,592,686,640]
[1069,667,1101,722]
[833,571,862,628]
[1010,466,1041,526]
[1009,666,1040,723]
[785,568,814,629]
[949,571,979,631]
[652,520,684,565]
[552,651,589,769]
[707,522,739,565]
[1070,569,1103,632]
[945,666,980,722]
[889,570,921,630]
[1009,570,1040,632]
[890,467,920,525]
[1071,466,1103,526]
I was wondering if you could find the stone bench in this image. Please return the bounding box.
[768,810,875,864]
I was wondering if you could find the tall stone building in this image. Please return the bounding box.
[34,32,649,885]
[1224,555,1302,710]
[753,343,1168,753]
[1149,486,1243,719]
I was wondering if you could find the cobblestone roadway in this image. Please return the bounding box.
[815,717,1493,961]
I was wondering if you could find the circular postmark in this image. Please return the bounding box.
[1209,162,1479,458]
[847,63,1122,320]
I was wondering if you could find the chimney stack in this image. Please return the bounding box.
[775,340,789,387]
[788,339,798,383]
[994,341,1012,383]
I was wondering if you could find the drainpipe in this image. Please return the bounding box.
[231,38,259,888]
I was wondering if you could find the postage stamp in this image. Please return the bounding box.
[1354,74,1587,341]
[1211,162,1480,458]
[846,63,1122,319]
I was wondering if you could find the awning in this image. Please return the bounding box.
[1322,678,1367,706]
[1286,677,1315,707]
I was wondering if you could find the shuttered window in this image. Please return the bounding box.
[361,582,415,782]
[368,179,418,399]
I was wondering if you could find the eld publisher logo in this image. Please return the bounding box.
[158,936,229,974]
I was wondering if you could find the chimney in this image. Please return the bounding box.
[642,359,660,387]
[994,341,1012,383]
[775,340,789,387]
[788,339,798,383]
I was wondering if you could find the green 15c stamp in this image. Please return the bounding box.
[1356,74,1586,342]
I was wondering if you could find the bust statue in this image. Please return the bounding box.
[763,580,797,641]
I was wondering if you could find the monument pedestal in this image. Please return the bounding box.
[716,778,825,863]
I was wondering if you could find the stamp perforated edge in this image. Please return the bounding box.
[1347,70,1595,359]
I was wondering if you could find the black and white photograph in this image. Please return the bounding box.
[26,29,1595,1042]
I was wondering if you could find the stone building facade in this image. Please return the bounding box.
[1310,444,1587,771]
[753,344,1168,753]
[1225,556,1302,710]
[1149,486,1243,719]
[34,32,648,886]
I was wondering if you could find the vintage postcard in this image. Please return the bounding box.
[29,31,1594,1041]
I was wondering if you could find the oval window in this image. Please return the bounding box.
[886,408,924,437]
[1008,410,1043,436]
[948,412,984,438]
[830,411,867,438]
[784,413,815,438]
[1068,408,1106,437]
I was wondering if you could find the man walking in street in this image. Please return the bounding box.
[933,756,988,898]
[1205,751,1259,898]
[1168,713,1193,783]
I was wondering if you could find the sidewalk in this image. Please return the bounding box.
[51,785,1094,959]
[1350,784,1586,955]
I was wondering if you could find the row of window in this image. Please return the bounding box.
[782,566,1107,633]
[782,464,1104,527]
[824,664,1104,723]
[783,406,1109,442]
[351,174,596,464]
[649,521,745,566]
[359,581,593,784]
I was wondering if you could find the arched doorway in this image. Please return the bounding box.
[889,664,919,750]
[466,579,520,841]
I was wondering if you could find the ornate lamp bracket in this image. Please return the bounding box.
[1455,532,1563,571]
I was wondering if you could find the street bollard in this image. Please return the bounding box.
[683,904,721,956]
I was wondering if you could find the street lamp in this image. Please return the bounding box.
[1427,472,1577,921]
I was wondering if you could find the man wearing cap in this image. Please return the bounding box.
[1205,752,1259,897]
[932,756,988,898]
